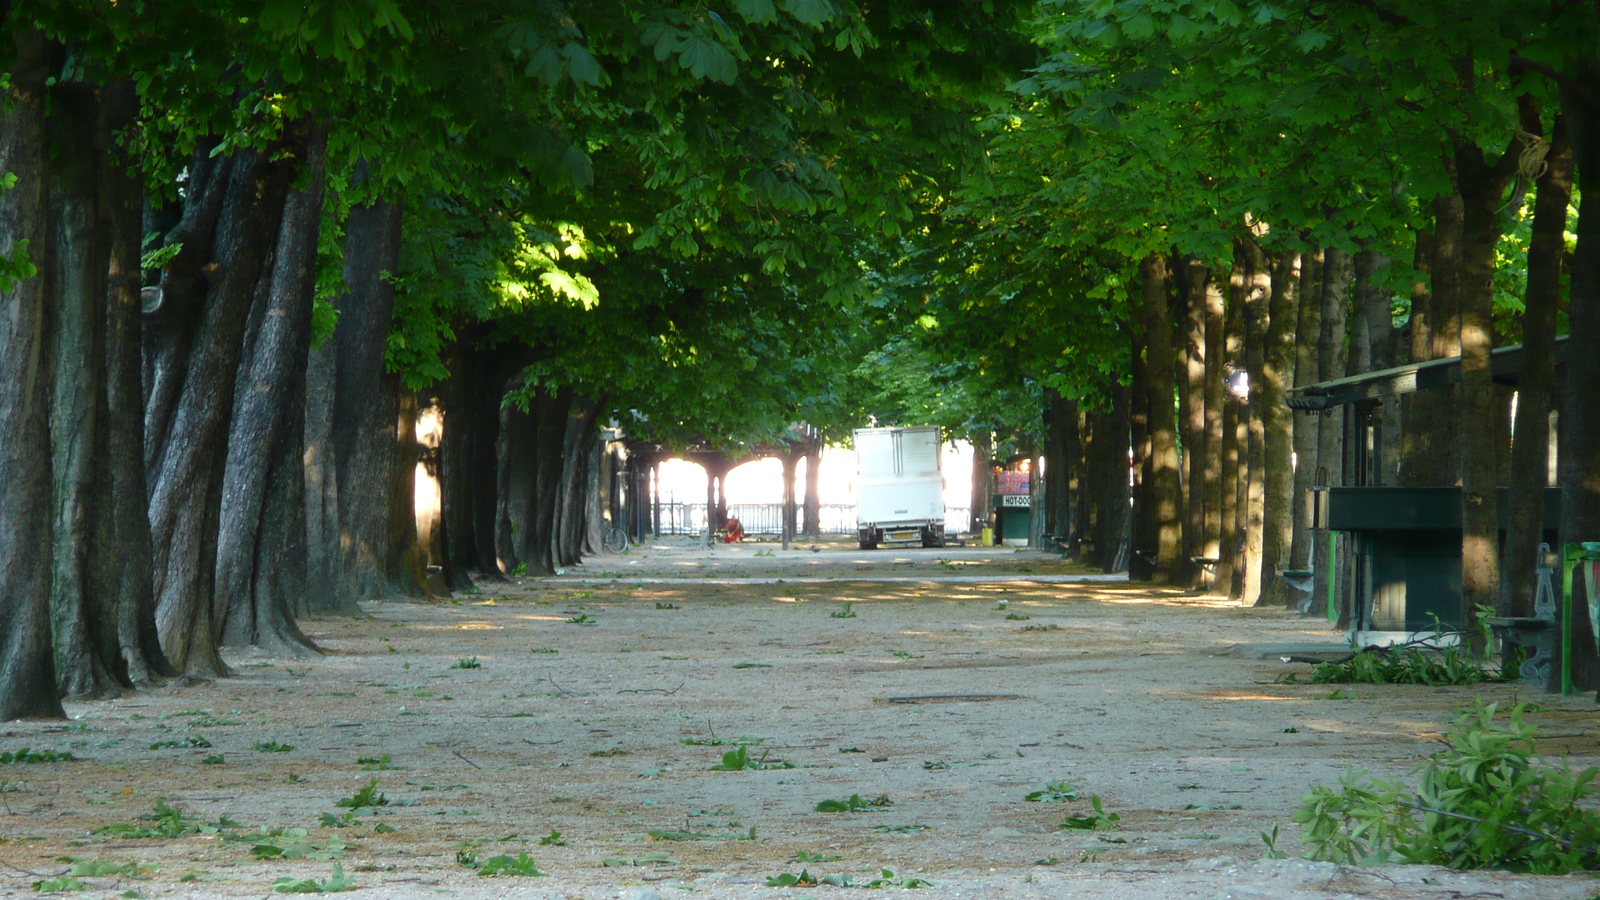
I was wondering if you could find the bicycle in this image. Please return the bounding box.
[602,525,630,554]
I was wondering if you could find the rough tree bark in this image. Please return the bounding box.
[332,192,424,600]
[94,79,173,687]
[1400,229,1436,484]
[1095,380,1132,573]
[1139,254,1183,583]
[1504,116,1571,618]
[802,446,822,538]
[1311,248,1353,615]
[214,122,327,652]
[1453,126,1522,635]
[1288,249,1323,586]
[1240,238,1272,604]
[1354,245,1401,484]
[0,31,65,718]
[1179,257,1209,585]
[146,145,294,678]
[1201,272,1225,587]
[969,430,993,535]
[1044,389,1078,543]
[1216,251,1246,596]
[1427,189,1466,482]
[1256,250,1300,607]
[1128,314,1154,580]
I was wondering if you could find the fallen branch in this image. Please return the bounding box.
[451,749,483,770]
[884,693,1022,704]
[617,682,685,696]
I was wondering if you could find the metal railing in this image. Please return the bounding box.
[649,503,971,536]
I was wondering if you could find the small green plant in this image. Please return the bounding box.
[457,850,546,877]
[357,754,393,770]
[765,869,819,887]
[830,602,857,618]
[765,868,930,888]
[680,735,763,747]
[334,779,388,809]
[1025,781,1078,803]
[731,662,771,668]
[790,850,841,863]
[320,811,359,828]
[93,801,200,838]
[1260,824,1288,859]
[273,863,356,893]
[252,833,346,860]
[255,741,294,752]
[201,754,225,765]
[655,601,679,609]
[1059,795,1120,831]
[450,657,481,669]
[0,747,74,764]
[565,614,596,625]
[538,829,566,846]
[1294,701,1600,873]
[33,876,89,892]
[814,794,891,812]
[708,745,794,771]
[1004,613,1030,620]
[62,859,153,878]
[511,563,529,576]
[531,647,558,653]
[1291,643,1509,686]
[149,735,211,750]
[647,826,757,841]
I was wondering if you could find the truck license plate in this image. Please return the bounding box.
[888,531,918,542]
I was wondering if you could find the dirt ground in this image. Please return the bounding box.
[4,539,1598,899]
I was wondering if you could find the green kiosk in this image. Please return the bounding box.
[1286,336,1578,688]
[993,471,1032,547]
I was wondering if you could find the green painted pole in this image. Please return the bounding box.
[1326,531,1338,623]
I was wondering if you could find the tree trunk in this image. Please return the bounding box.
[1256,249,1300,607]
[332,193,423,600]
[1044,389,1077,543]
[1426,191,1466,483]
[301,337,351,614]
[1311,248,1353,615]
[1095,380,1132,573]
[1400,228,1436,483]
[1505,117,1571,618]
[1179,257,1209,585]
[1454,129,1521,637]
[969,430,992,536]
[146,145,294,678]
[1240,238,1272,604]
[1288,249,1323,587]
[46,75,113,696]
[1355,245,1401,483]
[389,388,427,592]
[0,31,65,718]
[1558,69,1600,693]
[1217,250,1246,596]
[1139,254,1182,583]
[95,79,172,687]
[1128,314,1154,580]
[782,453,798,549]
[802,447,822,538]
[213,122,326,653]
[1201,272,1225,587]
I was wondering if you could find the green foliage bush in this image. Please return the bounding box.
[1293,644,1509,686]
[1295,702,1600,873]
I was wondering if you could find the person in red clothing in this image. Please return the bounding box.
[723,517,744,543]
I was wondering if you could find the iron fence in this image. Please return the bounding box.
[649,503,971,536]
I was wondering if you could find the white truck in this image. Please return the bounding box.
[853,426,945,549]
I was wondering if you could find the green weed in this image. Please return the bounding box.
[201,754,225,765]
[334,780,388,809]
[790,850,841,863]
[815,794,891,812]
[1059,795,1120,831]
[530,647,558,654]
[357,754,393,770]
[273,863,356,893]
[1025,781,1078,803]
[538,829,566,846]
[252,832,346,860]
[255,741,294,752]
[565,614,596,625]
[149,736,211,750]
[450,657,481,669]
[708,746,793,771]
[830,602,857,619]
[0,748,74,764]
[93,801,204,838]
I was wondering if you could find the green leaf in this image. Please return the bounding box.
[783,0,835,26]
[736,0,778,23]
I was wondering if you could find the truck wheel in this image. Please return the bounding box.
[920,529,944,549]
[858,540,878,550]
